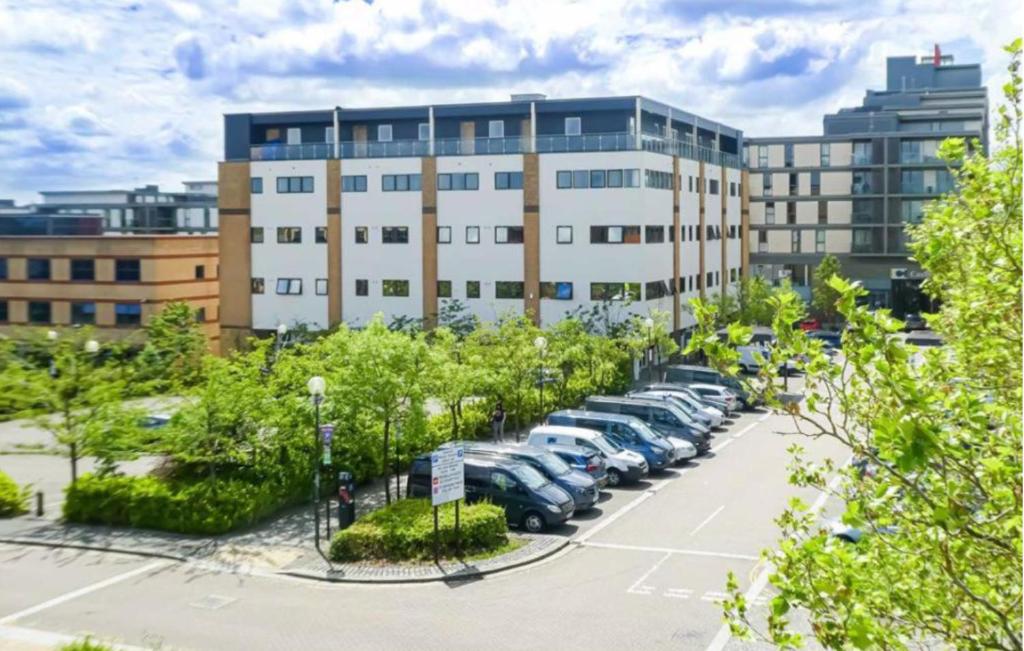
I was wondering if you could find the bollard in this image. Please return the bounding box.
[35,491,44,517]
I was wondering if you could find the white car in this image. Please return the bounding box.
[526,425,649,487]
[686,384,739,413]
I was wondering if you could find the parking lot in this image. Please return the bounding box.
[0,379,849,651]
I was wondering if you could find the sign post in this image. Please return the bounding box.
[430,446,465,562]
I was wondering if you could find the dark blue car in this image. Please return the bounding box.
[546,410,673,472]
[536,443,609,488]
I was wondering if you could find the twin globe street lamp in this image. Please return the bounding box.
[534,335,547,430]
[307,375,330,562]
[644,317,656,383]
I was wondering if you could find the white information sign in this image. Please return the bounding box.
[430,446,465,506]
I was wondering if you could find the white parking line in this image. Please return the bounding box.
[626,552,672,595]
[689,505,725,536]
[583,541,758,561]
[730,421,759,440]
[711,437,734,453]
[0,561,166,625]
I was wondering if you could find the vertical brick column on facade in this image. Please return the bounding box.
[740,169,750,279]
[720,166,728,296]
[522,152,541,325]
[217,161,252,352]
[326,159,342,326]
[421,156,439,328]
[697,161,706,300]
[671,156,682,333]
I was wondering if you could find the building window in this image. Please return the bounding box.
[355,227,368,244]
[27,258,50,281]
[341,175,367,192]
[729,182,737,197]
[645,170,673,190]
[590,170,606,188]
[488,120,504,138]
[762,174,772,196]
[810,171,821,196]
[315,278,328,295]
[758,230,768,253]
[466,281,481,299]
[250,177,263,194]
[383,280,410,297]
[195,307,206,323]
[818,201,828,224]
[437,226,452,244]
[276,278,303,295]
[437,173,479,191]
[437,280,452,298]
[556,226,573,244]
[495,226,524,244]
[645,280,671,300]
[590,225,641,244]
[496,281,524,299]
[820,143,831,167]
[355,279,368,296]
[708,179,720,195]
[251,227,264,243]
[382,227,409,244]
[418,123,430,140]
[378,124,393,142]
[0,300,7,322]
[791,230,801,253]
[556,171,572,189]
[495,172,523,190]
[286,127,300,145]
[572,170,589,189]
[540,282,573,300]
[70,302,96,325]
[70,259,94,281]
[783,143,794,167]
[765,202,776,224]
[852,141,871,165]
[608,169,623,188]
[251,278,264,294]
[788,173,798,195]
[28,301,51,324]
[315,226,327,243]
[815,230,826,253]
[786,203,796,225]
[465,226,480,244]
[115,303,142,326]
[195,265,205,279]
[0,258,6,280]
[115,259,140,282]
[382,174,422,192]
[852,171,872,195]
[645,226,665,243]
[565,117,582,136]
[277,227,302,243]
[276,176,314,193]
[757,145,768,167]
[590,282,640,301]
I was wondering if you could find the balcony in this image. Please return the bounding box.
[436,136,528,156]
[537,132,635,153]
[250,143,336,161]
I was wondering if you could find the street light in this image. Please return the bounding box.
[644,317,655,383]
[47,330,59,341]
[276,323,288,337]
[84,339,99,354]
[534,336,547,429]
[307,375,328,561]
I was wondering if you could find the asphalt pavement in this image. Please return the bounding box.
[0,386,849,651]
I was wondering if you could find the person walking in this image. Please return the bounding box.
[491,400,506,442]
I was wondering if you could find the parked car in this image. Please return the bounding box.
[684,384,740,413]
[139,413,171,429]
[641,384,726,426]
[628,391,715,434]
[799,318,821,331]
[406,453,574,533]
[545,410,682,470]
[583,396,711,456]
[807,330,843,350]
[647,383,735,417]
[455,442,599,511]
[664,364,756,408]
[536,443,609,487]
[902,313,926,331]
[526,425,648,487]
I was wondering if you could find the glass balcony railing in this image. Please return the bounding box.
[435,136,527,156]
[535,132,635,153]
[250,142,336,161]
[341,140,431,158]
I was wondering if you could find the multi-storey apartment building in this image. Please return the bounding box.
[745,48,986,314]
[219,95,745,350]
[33,182,218,234]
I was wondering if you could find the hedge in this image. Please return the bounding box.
[63,473,308,535]
[329,498,507,562]
[0,470,28,517]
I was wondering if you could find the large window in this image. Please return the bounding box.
[71,302,96,325]
[784,143,794,167]
[115,258,140,282]
[564,117,581,136]
[383,280,410,297]
[341,175,367,193]
[852,171,872,195]
[276,278,303,295]
[276,176,314,193]
[377,124,393,142]
[852,141,872,165]
[791,230,801,253]
[70,259,94,281]
[355,227,368,244]
[437,226,452,244]
[465,226,480,244]
[645,170,673,190]
[437,173,479,191]
[355,279,368,296]
[250,177,263,194]
[590,225,641,244]
[786,202,796,225]
[645,226,665,243]
[556,226,573,244]
[315,279,328,296]
[757,145,768,167]
[810,171,821,196]
[901,200,925,224]
[27,258,50,280]
[488,120,504,138]
[820,143,831,167]
[28,301,51,324]
[251,227,264,243]
[277,227,302,243]
[437,280,452,298]
[815,230,826,253]
[315,226,327,243]
[765,202,776,224]
[496,281,524,299]
[495,226,524,244]
[645,280,671,300]
[495,172,523,190]
[466,281,481,299]
[115,303,142,326]
[762,174,773,196]
[557,168,639,189]
[818,201,828,224]
[382,174,422,192]
[418,123,430,141]
[708,179,719,195]
[590,282,641,301]
[382,227,409,244]
[539,282,573,300]
[0,258,6,279]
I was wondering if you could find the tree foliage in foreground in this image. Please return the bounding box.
[688,40,1022,650]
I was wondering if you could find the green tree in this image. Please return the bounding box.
[621,309,678,384]
[135,301,208,391]
[810,254,843,326]
[472,315,542,440]
[426,327,485,440]
[689,41,1022,650]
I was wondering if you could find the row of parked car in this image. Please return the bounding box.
[407,365,757,533]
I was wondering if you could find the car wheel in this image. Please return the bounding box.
[607,468,622,487]
[522,512,546,533]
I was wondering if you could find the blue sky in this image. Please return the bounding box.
[0,0,1019,203]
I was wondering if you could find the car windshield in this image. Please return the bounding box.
[512,464,550,490]
[629,420,664,443]
[535,451,571,476]
[590,435,621,455]
[666,396,695,414]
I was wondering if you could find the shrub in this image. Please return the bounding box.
[0,470,29,517]
[329,498,507,562]
[60,640,113,651]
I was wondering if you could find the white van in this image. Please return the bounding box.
[527,425,648,487]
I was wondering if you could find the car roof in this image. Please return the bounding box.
[465,443,548,460]
[585,395,665,407]
[666,364,722,373]
[535,442,596,457]
[413,449,524,471]
[687,383,729,391]
[530,424,601,439]
[549,409,645,426]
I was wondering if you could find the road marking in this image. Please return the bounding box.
[731,421,759,440]
[583,541,758,561]
[704,457,850,651]
[626,552,672,595]
[664,588,693,599]
[689,505,725,536]
[711,437,733,453]
[0,560,166,625]
[759,412,771,422]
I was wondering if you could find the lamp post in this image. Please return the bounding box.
[644,317,655,383]
[534,335,547,428]
[307,375,328,561]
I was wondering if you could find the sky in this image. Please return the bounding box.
[0,0,1020,204]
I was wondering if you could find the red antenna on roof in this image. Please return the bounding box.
[933,43,941,67]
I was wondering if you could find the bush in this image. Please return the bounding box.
[0,470,28,517]
[63,472,308,535]
[329,499,507,562]
[60,640,113,651]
